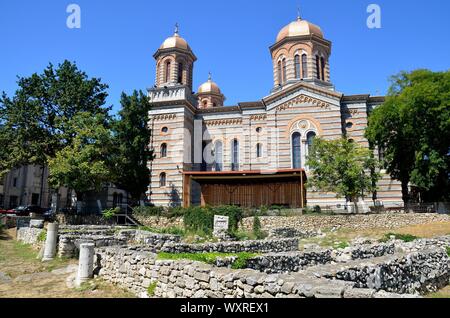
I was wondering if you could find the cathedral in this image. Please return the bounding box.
[147,15,403,210]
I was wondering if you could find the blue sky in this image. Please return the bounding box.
[0,0,449,113]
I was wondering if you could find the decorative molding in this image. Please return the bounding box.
[250,114,267,121]
[276,94,331,112]
[153,114,177,121]
[205,118,243,126]
[343,109,359,116]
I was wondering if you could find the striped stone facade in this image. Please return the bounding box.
[146,18,403,208]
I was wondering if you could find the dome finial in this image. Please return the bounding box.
[208,72,212,81]
[174,22,179,35]
[297,5,301,20]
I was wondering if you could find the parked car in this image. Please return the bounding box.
[7,205,47,217]
[42,208,56,221]
[0,208,9,215]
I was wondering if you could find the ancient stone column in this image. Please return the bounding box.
[76,243,95,287]
[42,223,59,261]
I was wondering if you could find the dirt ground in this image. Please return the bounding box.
[0,228,135,298]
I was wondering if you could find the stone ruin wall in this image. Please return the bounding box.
[95,244,449,298]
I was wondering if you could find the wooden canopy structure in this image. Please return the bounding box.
[183,169,307,208]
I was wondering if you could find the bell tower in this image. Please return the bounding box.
[270,14,333,92]
[153,24,197,91]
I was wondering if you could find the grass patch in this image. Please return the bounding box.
[147,281,158,297]
[379,233,419,243]
[157,252,258,269]
[139,226,185,236]
[335,241,350,249]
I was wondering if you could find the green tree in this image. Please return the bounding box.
[48,112,113,205]
[0,60,109,170]
[306,138,380,213]
[366,70,450,203]
[110,91,152,204]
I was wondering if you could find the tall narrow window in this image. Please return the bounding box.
[159,173,166,187]
[231,139,239,171]
[256,143,263,158]
[302,54,308,78]
[165,61,171,83]
[177,62,183,84]
[320,57,325,81]
[282,58,287,83]
[277,61,282,85]
[294,55,301,79]
[160,143,167,158]
[315,55,320,80]
[292,132,301,169]
[306,132,317,156]
[214,141,223,171]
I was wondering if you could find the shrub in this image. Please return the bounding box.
[380,233,419,243]
[37,230,47,242]
[313,205,322,213]
[183,206,214,235]
[212,205,243,232]
[231,252,258,269]
[446,247,450,257]
[102,207,121,220]
[147,281,158,297]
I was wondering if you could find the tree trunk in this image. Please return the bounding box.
[352,196,359,214]
[76,192,84,214]
[401,180,410,210]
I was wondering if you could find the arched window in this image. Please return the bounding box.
[214,141,223,171]
[306,132,317,156]
[294,55,301,79]
[177,62,183,84]
[113,193,118,208]
[231,139,239,171]
[277,60,282,85]
[165,61,171,83]
[256,143,263,158]
[282,58,287,83]
[301,54,308,78]
[315,55,320,80]
[203,100,208,107]
[320,57,325,81]
[159,172,166,187]
[292,132,301,169]
[160,143,167,158]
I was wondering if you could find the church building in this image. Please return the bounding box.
[147,15,403,209]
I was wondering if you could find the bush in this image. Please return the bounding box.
[182,205,243,235]
[102,207,121,220]
[212,205,243,232]
[380,233,419,243]
[183,206,214,235]
[447,247,450,257]
[147,281,158,297]
[37,230,47,242]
